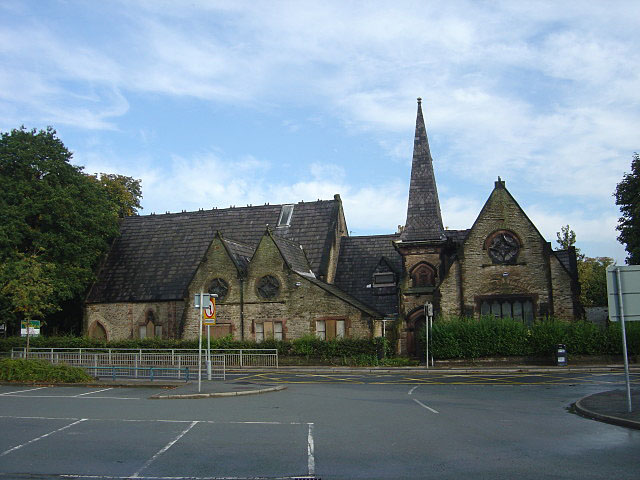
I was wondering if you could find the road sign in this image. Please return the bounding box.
[607,265,640,322]
[606,265,640,413]
[203,296,216,326]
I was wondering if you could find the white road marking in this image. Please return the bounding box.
[0,418,87,457]
[307,423,315,476]
[0,415,79,421]
[60,476,318,479]
[131,421,198,478]
[413,398,439,414]
[408,386,418,395]
[0,386,47,396]
[3,395,140,400]
[75,388,113,397]
[0,415,304,425]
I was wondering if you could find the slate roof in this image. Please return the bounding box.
[87,200,339,303]
[445,229,470,246]
[221,236,253,276]
[271,233,314,276]
[302,274,383,318]
[333,234,402,316]
[553,247,579,281]
[400,98,446,243]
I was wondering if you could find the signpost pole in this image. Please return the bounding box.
[207,325,211,381]
[616,267,633,413]
[198,291,203,393]
[430,315,434,367]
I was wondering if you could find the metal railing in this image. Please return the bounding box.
[90,366,192,382]
[11,347,275,371]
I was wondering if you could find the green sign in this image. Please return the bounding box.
[21,320,41,329]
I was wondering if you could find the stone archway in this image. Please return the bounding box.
[88,321,107,340]
[406,310,426,358]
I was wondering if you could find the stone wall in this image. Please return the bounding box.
[180,232,373,341]
[458,184,551,316]
[440,259,462,317]
[84,300,184,341]
[182,235,244,340]
[550,254,578,319]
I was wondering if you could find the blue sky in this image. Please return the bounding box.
[1,1,638,263]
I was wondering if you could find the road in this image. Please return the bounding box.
[1,371,639,479]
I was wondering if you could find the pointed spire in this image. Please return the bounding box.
[400,98,445,242]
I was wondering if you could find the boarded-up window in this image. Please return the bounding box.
[212,324,232,339]
[139,325,147,339]
[255,321,283,342]
[154,325,163,338]
[316,319,345,340]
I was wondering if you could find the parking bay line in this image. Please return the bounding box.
[75,388,113,397]
[0,418,87,457]
[0,386,47,396]
[2,394,141,400]
[131,420,198,478]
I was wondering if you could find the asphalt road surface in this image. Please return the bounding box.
[1,371,639,479]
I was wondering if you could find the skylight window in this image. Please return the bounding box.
[277,204,294,227]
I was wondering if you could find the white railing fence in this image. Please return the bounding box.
[11,348,276,380]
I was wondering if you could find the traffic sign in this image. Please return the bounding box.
[203,296,216,325]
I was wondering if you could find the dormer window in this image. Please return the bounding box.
[277,204,294,227]
[372,272,396,288]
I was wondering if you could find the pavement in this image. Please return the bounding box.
[574,388,640,430]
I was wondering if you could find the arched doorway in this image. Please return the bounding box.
[406,310,426,358]
[88,321,107,340]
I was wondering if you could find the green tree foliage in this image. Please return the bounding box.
[578,256,614,307]
[615,153,640,264]
[555,225,613,307]
[88,173,142,218]
[556,224,577,250]
[0,127,122,331]
[555,224,583,259]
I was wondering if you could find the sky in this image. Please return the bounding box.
[1,0,638,264]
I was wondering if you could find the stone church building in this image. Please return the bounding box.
[85,99,581,354]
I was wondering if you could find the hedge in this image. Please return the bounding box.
[423,316,640,359]
[2,318,638,361]
[0,334,393,365]
[0,358,94,383]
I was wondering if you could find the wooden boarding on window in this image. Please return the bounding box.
[212,324,232,339]
[264,321,274,339]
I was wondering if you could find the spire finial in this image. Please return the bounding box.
[417,97,422,105]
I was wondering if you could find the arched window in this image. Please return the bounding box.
[140,310,158,339]
[411,263,436,287]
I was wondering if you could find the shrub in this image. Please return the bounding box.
[0,358,93,383]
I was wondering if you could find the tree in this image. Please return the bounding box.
[0,127,123,332]
[0,252,57,355]
[578,256,614,307]
[88,173,142,218]
[556,224,583,259]
[615,153,640,264]
[555,225,611,307]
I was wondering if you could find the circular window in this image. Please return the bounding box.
[209,278,229,301]
[488,231,519,264]
[256,275,280,299]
